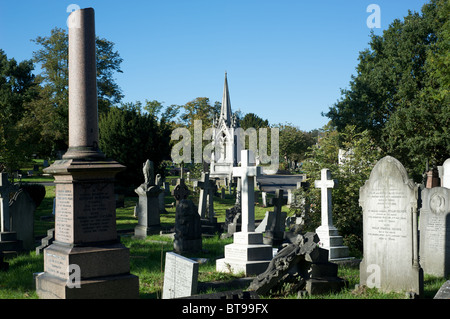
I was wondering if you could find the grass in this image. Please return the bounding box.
[2,165,448,299]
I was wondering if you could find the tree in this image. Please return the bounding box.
[298,124,382,255]
[275,123,316,169]
[29,27,123,156]
[0,50,38,173]
[240,113,269,130]
[324,0,449,180]
[98,103,172,191]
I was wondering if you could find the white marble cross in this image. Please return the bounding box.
[232,150,261,232]
[314,168,338,229]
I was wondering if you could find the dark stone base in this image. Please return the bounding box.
[36,272,139,299]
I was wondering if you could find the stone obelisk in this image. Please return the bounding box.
[35,8,139,299]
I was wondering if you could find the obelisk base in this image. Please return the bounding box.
[36,241,139,299]
[216,232,273,276]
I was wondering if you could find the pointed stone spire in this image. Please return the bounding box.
[220,72,232,127]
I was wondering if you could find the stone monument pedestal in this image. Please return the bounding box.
[315,225,350,261]
[35,158,139,299]
[216,232,273,276]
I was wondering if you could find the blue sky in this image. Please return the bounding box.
[0,0,429,131]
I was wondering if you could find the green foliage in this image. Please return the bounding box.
[274,123,316,167]
[240,112,269,130]
[301,124,382,255]
[29,27,124,156]
[325,0,449,181]
[98,103,172,191]
[0,49,38,173]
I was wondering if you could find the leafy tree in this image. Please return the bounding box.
[324,0,449,180]
[298,124,382,255]
[240,112,269,130]
[275,123,316,169]
[0,50,38,173]
[98,103,172,191]
[29,27,123,156]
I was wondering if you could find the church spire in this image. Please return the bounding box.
[220,72,232,127]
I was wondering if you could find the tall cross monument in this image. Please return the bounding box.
[216,150,273,276]
[314,168,350,261]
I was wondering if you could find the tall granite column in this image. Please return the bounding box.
[35,8,139,299]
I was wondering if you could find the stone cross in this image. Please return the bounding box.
[232,150,261,232]
[0,173,17,232]
[172,178,190,206]
[194,172,215,221]
[272,189,287,215]
[314,168,338,229]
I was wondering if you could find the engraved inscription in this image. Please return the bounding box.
[55,184,73,243]
[74,182,116,242]
[163,252,198,299]
[366,188,407,241]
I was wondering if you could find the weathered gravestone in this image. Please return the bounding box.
[194,172,219,233]
[134,160,162,238]
[314,168,350,260]
[255,189,287,246]
[174,199,202,254]
[419,187,450,277]
[216,150,273,276]
[9,188,36,250]
[359,156,423,296]
[162,252,199,299]
[0,172,18,232]
[434,280,450,299]
[35,8,139,299]
[0,173,22,254]
[172,178,190,206]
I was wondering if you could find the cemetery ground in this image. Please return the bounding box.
[0,160,448,299]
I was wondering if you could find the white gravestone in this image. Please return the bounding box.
[419,187,450,277]
[314,168,350,260]
[162,252,199,299]
[359,156,423,296]
[216,150,273,276]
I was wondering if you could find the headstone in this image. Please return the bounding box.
[216,150,273,276]
[262,189,287,246]
[163,181,170,195]
[156,174,166,214]
[174,199,202,254]
[419,187,450,277]
[194,172,215,222]
[0,172,18,232]
[134,160,162,238]
[221,187,226,199]
[35,7,139,299]
[314,168,350,260]
[434,280,450,299]
[359,155,423,296]
[171,178,190,206]
[261,191,267,207]
[162,252,199,299]
[442,158,450,188]
[9,188,36,250]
